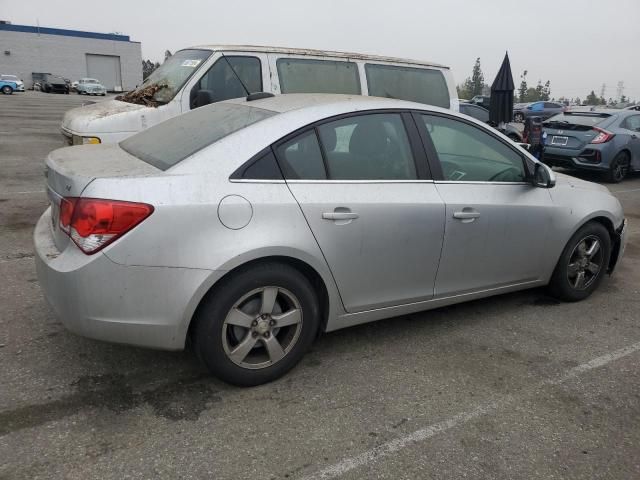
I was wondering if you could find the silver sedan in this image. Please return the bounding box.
[35,94,627,386]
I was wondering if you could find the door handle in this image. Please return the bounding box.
[453,209,480,223]
[322,212,359,220]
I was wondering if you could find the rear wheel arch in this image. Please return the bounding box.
[187,255,330,346]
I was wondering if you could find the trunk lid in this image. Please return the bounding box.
[45,144,160,250]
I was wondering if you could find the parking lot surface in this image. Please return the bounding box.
[1,92,639,479]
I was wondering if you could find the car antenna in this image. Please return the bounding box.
[220,53,251,97]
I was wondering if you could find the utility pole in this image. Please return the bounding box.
[600,83,606,98]
[616,81,625,101]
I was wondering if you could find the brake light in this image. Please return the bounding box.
[59,197,154,254]
[590,127,615,144]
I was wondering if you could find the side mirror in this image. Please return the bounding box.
[533,162,556,188]
[193,89,214,108]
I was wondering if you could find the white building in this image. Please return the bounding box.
[0,21,142,91]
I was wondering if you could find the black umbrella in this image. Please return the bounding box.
[489,52,515,127]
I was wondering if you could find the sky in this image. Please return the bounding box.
[2,0,639,101]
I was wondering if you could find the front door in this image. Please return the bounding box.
[416,113,553,297]
[274,112,445,313]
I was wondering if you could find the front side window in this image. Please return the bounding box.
[192,56,262,107]
[277,58,361,94]
[317,113,417,180]
[421,114,526,182]
[365,64,450,108]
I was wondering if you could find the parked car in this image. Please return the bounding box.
[0,78,18,94]
[514,101,565,122]
[35,93,627,386]
[543,109,640,182]
[76,78,107,96]
[40,74,70,94]
[469,95,490,108]
[61,45,459,145]
[71,80,79,91]
[624,104,640,112]
[459,102,522,142]
[0,74,25,92]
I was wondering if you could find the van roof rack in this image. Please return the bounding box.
[246,92,275,101]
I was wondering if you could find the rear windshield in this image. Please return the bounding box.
[277,58,361,94]
[365,64,450,108]
[544,112,611,127]
[120,103,276,170]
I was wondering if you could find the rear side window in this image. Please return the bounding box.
[276,131,327,180]
[623,115,640,131]
[277,58,361,94]
[192,56,262,107]
[365,64,450,108]
[120,103,275,171]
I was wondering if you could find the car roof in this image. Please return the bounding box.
[186,44,449,69]
[223,93,452,116]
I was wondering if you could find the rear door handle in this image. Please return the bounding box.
[322,212,359,220]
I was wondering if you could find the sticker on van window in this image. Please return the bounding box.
[181,60,201,68]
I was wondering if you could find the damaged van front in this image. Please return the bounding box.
[61,49,213,145]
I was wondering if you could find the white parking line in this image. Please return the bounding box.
[1,190,46,196]
[301,341,640,480]
[610,187,640,194]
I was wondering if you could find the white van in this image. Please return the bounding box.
[61,45,458,145]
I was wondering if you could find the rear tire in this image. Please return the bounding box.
[548,222,611,302]
[605,151,630,183]
[193,262,320,386]
[1,85,12,95]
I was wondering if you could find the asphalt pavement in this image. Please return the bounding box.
[1,91,639,479]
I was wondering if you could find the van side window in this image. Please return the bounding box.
[277,58,361,95]
[191,56,262,108]
[365,64,450,108]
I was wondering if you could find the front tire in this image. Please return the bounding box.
[605,152,630,183]
[1,85,12,94]
[548,222,611,302]
[193,263,320,386]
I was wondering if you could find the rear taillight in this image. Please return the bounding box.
[59,197,153,254]
[590,127,615,144]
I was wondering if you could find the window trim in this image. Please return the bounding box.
[412,111,534,184]
[189,55,263,109]
[270,109,432,182]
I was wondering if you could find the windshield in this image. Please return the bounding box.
[2,75,18,81]
[117,49,212,107]
[120,102,276,170]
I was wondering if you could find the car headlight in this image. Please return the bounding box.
[72,135,101,145]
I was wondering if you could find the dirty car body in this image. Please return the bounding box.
[36,94,627,385]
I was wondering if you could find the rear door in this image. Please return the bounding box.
[416,112,553,296]
[274,111,445,313]
[621,114,640,169]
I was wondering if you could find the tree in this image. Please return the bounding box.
[142,59,160,80]
[620,94,627,103]
[585,91,599,105]
[470,58,484,97]
[518,70,528,102]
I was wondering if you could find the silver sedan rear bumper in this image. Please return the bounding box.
[34,208,212,350]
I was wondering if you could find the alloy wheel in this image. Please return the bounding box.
[222,286,303,369]
[612,157,629,182]
[566,235,603,290]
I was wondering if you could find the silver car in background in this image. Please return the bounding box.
[76,78,107,96]
[35,94,627,386]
